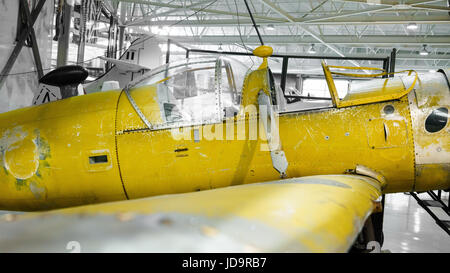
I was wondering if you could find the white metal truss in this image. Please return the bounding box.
[83,0,450,71]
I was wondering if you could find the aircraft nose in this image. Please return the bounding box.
[407,72,450,191]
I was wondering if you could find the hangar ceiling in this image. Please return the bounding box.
[83,0,450,72]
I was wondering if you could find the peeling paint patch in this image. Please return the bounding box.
[0,127,52,201]
[15,179,26,191]
[4,138,39,180]
[29,181,47,200]
[41,161,50,168]
[34,130,51,160]
[0,127,28,152]
[417,141,450,163]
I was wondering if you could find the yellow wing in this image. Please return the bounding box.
[0,174,381,252]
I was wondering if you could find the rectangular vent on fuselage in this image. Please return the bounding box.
[89,155,108,164]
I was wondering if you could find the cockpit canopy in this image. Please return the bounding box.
[127,56,251,129]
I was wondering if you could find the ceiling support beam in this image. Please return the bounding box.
[256,0,361,67]
[332,0,445,6]
[334,0,450,12]
[112,0,286,22]
[0,0,47,90]
[19,0,44,79]
[139,16,450,27]
[301,6,394,23]
[126,0,216,26]
[164,34,450,46]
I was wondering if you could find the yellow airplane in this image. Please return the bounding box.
[0,45,448,252]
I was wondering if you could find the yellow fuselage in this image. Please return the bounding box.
[0,70,448,211]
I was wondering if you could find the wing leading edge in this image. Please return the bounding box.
[0,174,381,252]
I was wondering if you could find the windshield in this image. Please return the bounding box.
[128,56,251,128]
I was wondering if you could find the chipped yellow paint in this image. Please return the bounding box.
[9,175,381,252]
[239,68,270,111]
[116,85,163,132]
[406,72,450,191]
[4,137,39,180]
[366,118,408,148]
[0,64,447,211]
[278,96,415,194]
[0,91,126,211]
[114,68,415,200]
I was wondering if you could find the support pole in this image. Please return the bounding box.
[20,0,44,79]
[57,0,73,67]
[77,0,87,65]
[118,1,127,57]
[0,0,46,89]
[280,56,289,92]
[118,26,125,57]
[106,12,118,70]
[389,48,396,78]
[243,0,264,45]
[166,39,171,64]
[382,57,389,79]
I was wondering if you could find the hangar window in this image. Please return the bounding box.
[126,51,136,60]
[425,107,448,133]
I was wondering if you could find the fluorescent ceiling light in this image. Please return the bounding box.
[406,23,418,30]
[266,24,275,30]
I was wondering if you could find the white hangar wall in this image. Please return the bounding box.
[0,0,54,113]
